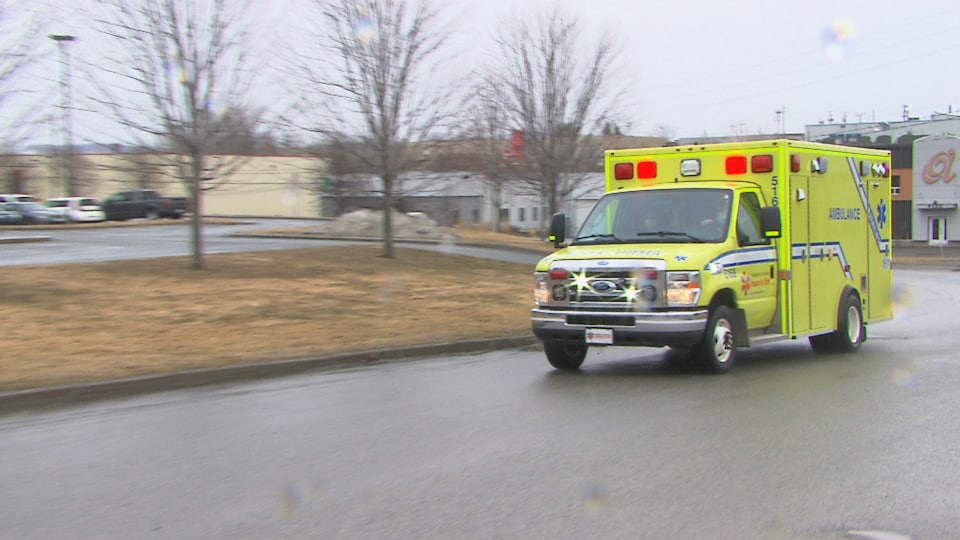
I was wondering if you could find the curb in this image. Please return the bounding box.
[230,232,554,255]
[0,236,50,244]
[0,336,540,414]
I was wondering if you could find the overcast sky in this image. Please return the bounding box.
[20,0,960,146]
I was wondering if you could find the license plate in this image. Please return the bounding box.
[585,328,614,345]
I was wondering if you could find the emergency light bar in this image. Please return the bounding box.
[751,155,773,173]
[637,161,657,179]
[680,159,701,176]
[613,162,633,180]
[725,156,748,175]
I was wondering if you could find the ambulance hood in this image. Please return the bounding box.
[536,243,721,272]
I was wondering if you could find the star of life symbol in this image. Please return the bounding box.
[741,272,751,295]
[876,198,888,230]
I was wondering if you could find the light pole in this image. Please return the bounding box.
[49,34,75,196]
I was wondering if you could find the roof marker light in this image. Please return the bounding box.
[751,154,773,173]
[637,160,657,179]
[725,156,748,175]
[613,162,633,180]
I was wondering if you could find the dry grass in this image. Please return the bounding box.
[0,243,539,391]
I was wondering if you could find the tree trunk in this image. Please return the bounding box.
[491,184,502,233]
[190,155,204,270]
[382,175,394,259]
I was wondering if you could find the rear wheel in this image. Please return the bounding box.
[695,306,737,374]
[834,293,864,353]
[145,209,159,220]
[807,293,864,354]
[544,342,587,371]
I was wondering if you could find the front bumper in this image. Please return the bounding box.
[531,307,709,347]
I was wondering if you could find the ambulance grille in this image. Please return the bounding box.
[562,269,663,307]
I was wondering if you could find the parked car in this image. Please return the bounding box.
[2,201,65,224]
[0,205,21,224]
[0,194,38,203]
[45,197,107,223]
[101,189,188,221]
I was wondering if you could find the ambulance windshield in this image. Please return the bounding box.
[574,188,732,245]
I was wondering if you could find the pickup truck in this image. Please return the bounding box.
[101,189,188,221]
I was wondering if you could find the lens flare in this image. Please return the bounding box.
[892,282,914,319]
[822,18,857,62]
[353,16,375,44]
[582,482,609,515]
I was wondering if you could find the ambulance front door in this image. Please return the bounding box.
[789,176,811,334]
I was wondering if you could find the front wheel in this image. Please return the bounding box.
[544,341,587,371]
[695,306,737,374]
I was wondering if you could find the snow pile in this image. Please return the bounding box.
[320,208,455,241]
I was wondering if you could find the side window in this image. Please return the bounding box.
[736,192,767,246]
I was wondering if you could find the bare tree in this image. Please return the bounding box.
[98,150,166,191]
[92,0,256,269]
[463,77,516,233]
[0,1,44,151]
[64,154,97,196]
[485,8,622,228]
[293,0,454,258]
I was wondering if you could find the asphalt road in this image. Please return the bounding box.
[1,268,957,539]
[0,220,541,266]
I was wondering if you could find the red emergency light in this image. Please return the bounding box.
[751,154,773,173]
[613,162,633,180]
[725,156,748,175]
[790,154,801,173]
[637,161,657,179]
[549,269,569,280]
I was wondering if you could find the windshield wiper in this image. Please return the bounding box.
[573,233,626,244]
[634,231,706,243]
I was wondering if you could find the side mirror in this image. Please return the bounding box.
[549,213,566,247]
[760,207,782,239]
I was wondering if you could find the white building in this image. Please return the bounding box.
[912,134,960,244]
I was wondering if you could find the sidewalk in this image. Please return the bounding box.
[892,240,960,269]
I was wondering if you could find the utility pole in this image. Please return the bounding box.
[49,34,76,196]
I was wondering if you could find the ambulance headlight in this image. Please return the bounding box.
[534,272,550,305]
[667,271,701,306]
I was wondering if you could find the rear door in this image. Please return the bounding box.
[863,162,893,320]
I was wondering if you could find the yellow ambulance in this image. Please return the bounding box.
[531,139,893,373]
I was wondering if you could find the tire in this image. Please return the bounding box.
[806,293,864,354]
[544,341,587,371]
[695,305,737,374]
[834,293,864,353]
[145,209,159,220]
